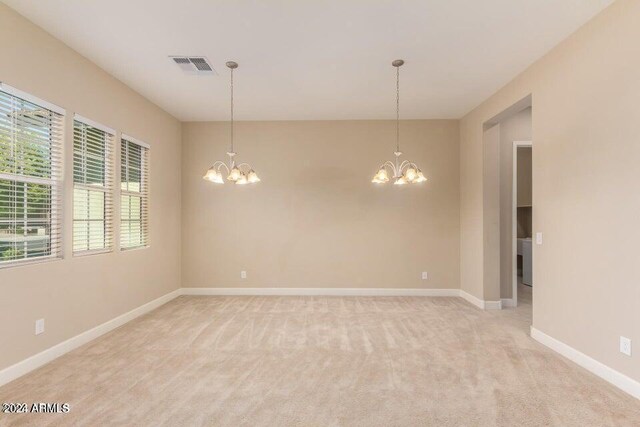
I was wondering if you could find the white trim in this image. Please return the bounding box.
[511,140,532,306]
[73,248,113,258]
[0,289,181,387]
[120,244,150,252]
[459,290,502,310]
[460,290,485,309]
[531,327,640,400]
[501,298,516,308]
[182,287,460,297]
[74,114,116,136]
[0,255,62,270]
[121,134,150,149]
[484,300,503,310]
[0,82,65,115]
[184,287,505,309]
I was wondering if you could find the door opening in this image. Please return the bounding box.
[512,141,532,309]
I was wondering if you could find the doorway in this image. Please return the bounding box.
[512,142,532,308]
[482,96,532,314]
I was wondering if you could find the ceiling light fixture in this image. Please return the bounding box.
[203,61,260,185]
[372,59,427,185]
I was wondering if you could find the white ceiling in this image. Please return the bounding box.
[4,0,613,121]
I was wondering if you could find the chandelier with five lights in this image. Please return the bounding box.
[203,61,260,185]
[372,59,427,185]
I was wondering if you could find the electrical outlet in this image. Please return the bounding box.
[35,319,45,335]
[620,336,632,356]
[421,272,428,280]
[535,232,543,245]
[240,270,247,279]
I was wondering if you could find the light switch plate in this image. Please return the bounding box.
[240,270,247,279]
[620,336,632,356]
[421,272,428,280]
[35,319,45,335]
[535,232,543,245]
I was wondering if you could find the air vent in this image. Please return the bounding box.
[170,56,216,75]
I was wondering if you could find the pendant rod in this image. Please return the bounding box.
[396,64,400,153]
[230,65,234,154]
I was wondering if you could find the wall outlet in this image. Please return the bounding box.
[35,319,45,335]
[535,232,543,245]
[620,336,632,356]
[421,272,428,280]
[240,270,247,279]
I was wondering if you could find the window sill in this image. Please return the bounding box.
[73,248,113,258]
[120,245,150,252]
[0,255,63,270]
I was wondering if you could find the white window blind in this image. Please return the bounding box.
[120,137,149,249]
[0,84,64,267]
[73,116,114,254]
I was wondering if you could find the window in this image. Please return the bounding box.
[0,84,64,267]
[120,136,149,249]
[73,116,114,254]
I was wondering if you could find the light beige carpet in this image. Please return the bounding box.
[0,294,639,426]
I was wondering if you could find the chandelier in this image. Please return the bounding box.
[203,61,260,185]
[372,59,427,185]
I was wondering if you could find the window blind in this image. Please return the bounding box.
[120,136,149,249]
[0,83,64,267]
[73,116,114,254]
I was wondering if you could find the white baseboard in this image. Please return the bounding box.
[501,298,516,308]
[182,287,460,297]
[484,300,503,310]
[0,289,181,388]
[185,287,504,310]
[531,327,640,400]
[459,290,502,310]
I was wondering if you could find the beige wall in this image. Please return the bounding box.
[482,124,501,302]
[498,108,532,298]
[460,0,639,382]
[0,4,182,371]
[182,120,459,290]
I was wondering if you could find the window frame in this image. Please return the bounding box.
[72,114,115,257]
[119,135,149,251]
[0,83,65,269]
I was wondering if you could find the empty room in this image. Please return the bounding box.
[0,0,639,425]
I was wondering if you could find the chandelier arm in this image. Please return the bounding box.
[398,160,411,171]
[381,161,397,176]
[382,160,396,169]
[215,162,231,174]
[236,162,253,172]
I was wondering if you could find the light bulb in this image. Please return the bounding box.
[236,173,248,185]
[414,170,427,183]
[394,176,408,185]
[405,166,417,182]
[247,170,260,183]
[203,167,217,182]
[228,166,241,181]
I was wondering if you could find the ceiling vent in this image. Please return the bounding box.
[170,56,216,75]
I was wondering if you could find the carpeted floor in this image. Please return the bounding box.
[0,293,639,426]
